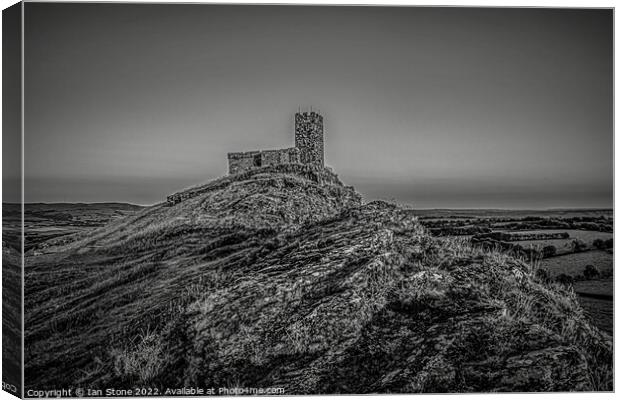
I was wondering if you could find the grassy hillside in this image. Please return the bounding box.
[2,243,22,395]
[24,165,612,393]
[3,202,144,253]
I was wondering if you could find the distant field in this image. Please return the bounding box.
[413,208,612,219]
[538,250,613,278]
[516,238,574,254]
[509,229,613,254]
[416,208,613,239]
[508,229,612,243]
[574,279,613,297]
[578,296,613,335]
[3,202,145,251]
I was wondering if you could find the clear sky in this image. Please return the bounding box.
[17,4,612,208]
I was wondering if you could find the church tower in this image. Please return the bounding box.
[294,110,324,167]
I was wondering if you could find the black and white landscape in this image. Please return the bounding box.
[3,3,613,396]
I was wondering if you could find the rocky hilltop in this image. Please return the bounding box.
[25,165,612,393]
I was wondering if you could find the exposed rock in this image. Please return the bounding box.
[24,166,613,393]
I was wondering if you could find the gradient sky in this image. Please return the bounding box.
[18,4,613,208]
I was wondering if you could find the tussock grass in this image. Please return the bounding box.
[110,327,165,384]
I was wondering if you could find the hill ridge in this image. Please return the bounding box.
[166,164,349,206]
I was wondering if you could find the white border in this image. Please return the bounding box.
[0,2,616,400]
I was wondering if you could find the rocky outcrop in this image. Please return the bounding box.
[167,164,347,206]
[24,168,613,393]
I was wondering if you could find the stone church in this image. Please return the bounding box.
[227,110,324,174]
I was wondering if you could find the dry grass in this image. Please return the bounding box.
[110,327,165,384]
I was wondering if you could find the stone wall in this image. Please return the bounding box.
[228,147,300,175]
[227,151,261,175]
[260,147,300,167]
[287,147,301,163]
[295,111,324,167]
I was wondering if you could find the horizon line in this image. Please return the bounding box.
[4,201,614,212]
